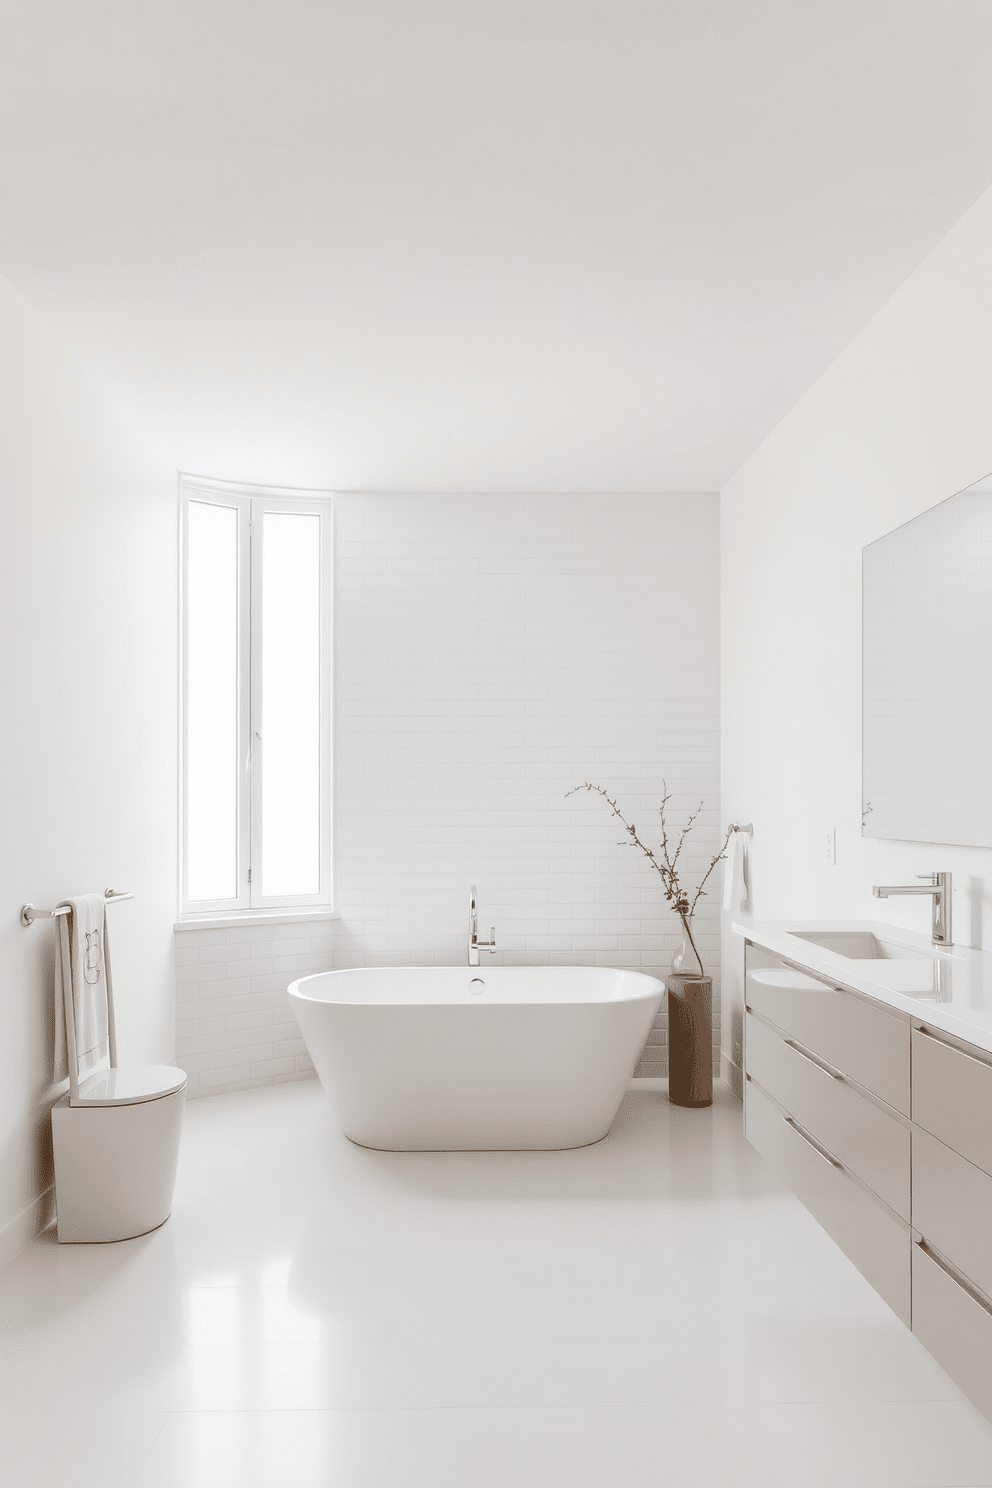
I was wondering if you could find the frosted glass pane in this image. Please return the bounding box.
[187,502,239,900]
[261,513,321,896]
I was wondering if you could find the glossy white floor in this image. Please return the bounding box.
[3,1080,992,1487]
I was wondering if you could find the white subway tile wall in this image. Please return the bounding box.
[175,922,329,1097]
[176,492,721,1097]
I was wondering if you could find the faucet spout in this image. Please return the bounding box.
[468,885,497,966]
[873,885,940,896]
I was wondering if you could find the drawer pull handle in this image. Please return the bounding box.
[786,1115,842,1168]
[917,1240,992,1320]
[784,1038,844,1080]
[917,1025,992,1073]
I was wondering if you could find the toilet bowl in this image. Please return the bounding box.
[52,1065,187,1243]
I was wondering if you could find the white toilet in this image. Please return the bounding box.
[49,901,187,1243]
[52,1065,187,1243]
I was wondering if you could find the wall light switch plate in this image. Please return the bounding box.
[826,828,836,866]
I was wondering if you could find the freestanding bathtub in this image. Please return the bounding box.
[288,966,664,1151]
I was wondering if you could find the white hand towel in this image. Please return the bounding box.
[722,832,748,911]
[54,893,111,1082]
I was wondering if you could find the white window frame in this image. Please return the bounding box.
[179,476,333,919]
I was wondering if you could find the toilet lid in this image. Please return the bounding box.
[74,1064,187,1107]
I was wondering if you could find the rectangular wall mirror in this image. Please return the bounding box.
[863,470,992,847]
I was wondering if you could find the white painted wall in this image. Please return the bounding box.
[721,183,992,1085]
[0,273,177,1264]
[177,492,722,1095]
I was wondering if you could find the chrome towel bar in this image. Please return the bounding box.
[21,889,134,927]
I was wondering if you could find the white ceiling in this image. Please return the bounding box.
[2,1,992,492]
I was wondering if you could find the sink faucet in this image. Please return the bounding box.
[872,872,952,947]
[469,885,497,967]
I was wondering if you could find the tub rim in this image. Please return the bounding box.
[287,964,665,1008]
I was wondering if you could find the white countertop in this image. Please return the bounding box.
[734,917,992,1056]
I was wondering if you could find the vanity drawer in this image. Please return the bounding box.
[745,1078,910,1326]
[912,1026,992,1178]
[746,965,909,1115]
[913,1126,992,1300]
[749,958,910,1113]
[746,1012,909,1219]
[913,1241,992,1422]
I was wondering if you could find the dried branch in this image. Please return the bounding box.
[567,779,734,977]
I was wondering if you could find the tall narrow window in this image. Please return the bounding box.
[258,512,322,897]
[186,500,240,902]
[181,478,333,917]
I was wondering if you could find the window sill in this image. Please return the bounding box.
[174,909,340,933]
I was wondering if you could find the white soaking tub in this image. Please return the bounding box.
[288,966,664,1151]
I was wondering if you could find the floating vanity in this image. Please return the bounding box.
[737,919,992,1421]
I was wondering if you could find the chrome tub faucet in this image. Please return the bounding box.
[872,871,952,946]
[469,885,497,967]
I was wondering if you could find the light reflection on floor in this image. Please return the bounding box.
[1,1077,991,1486]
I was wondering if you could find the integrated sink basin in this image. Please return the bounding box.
[789,929,933,961]
[784,926,951,1001]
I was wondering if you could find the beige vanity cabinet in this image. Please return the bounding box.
[744,939,992,1423]
[743,943,911,1326]
[910,1024,992,1421]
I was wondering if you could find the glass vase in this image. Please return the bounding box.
[671,915,703,980]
